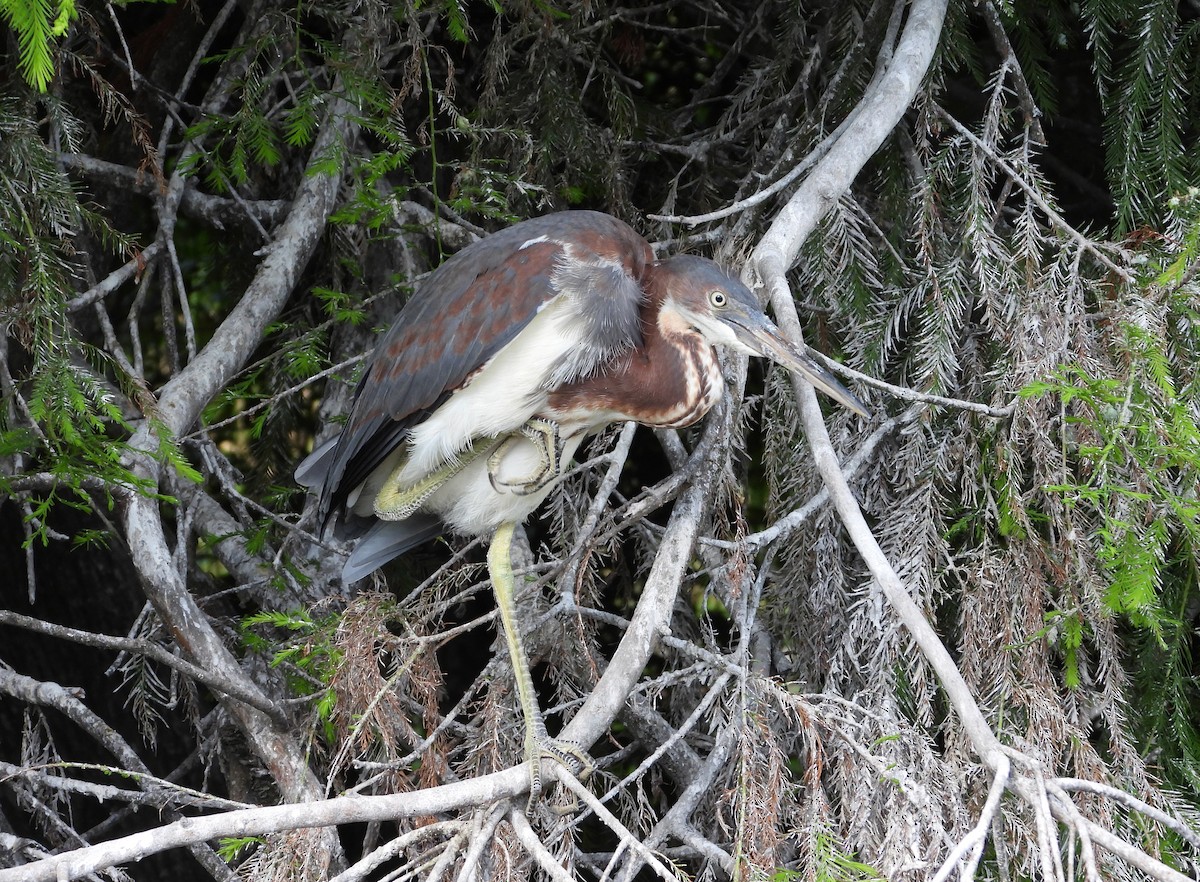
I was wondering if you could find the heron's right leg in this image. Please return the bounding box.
[487,419,562,496]
[487,522,592,805]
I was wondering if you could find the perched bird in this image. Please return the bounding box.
[297,210,867,797]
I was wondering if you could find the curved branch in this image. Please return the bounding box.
[1051,778,1200,850]
[559,408,729,749]
[748,5,1196,881]
[0,611,283,721]
[0,670,234,880]
[118,99,354,820]
[59,154,290,235]
[151,98,352,437]
[0,770,531,882]
[977,1,1045,144]
[752,0,1006,777]
[752,0,949,281]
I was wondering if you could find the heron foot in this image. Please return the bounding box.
[526,732,593,808]
[487,419,562,496]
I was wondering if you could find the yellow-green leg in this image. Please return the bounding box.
[487,521,591,803]
[374,436,493,520]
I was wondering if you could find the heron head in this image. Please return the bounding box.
[656,255,871,419]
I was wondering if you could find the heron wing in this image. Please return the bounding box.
[340,516,444,583]
[315,210,652,526]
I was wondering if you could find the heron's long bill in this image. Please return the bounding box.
[729,312,872,419]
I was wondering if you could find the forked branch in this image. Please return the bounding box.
[751,0,1193,880]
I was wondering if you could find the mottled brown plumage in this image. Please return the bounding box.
[296,211,868,581]
[296,210,869,801]
[547,259,725,430]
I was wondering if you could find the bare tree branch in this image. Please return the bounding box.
[112,99,357,874]
[0,761,251,813]
[1052,778,1200,850]
[66,242,161,313]
[507,808,576,882]
[0,611,283,720]
[752,0,950,283]
[558,407,730,751]
[977,0,1046,144]
[0,770,533,882]
[60,155,290,232]
[747,2,1199,880]
[0,669,234,880]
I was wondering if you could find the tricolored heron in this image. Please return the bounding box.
[297,210,868,798]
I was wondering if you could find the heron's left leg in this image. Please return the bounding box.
[374,436,493,520]
[487,419,562,496]
[487,522,592,804]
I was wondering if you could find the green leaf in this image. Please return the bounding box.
[0,0,77,90]
[217,836,263,863]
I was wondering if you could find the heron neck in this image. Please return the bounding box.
[642,272,696,347]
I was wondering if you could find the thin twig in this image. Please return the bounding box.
[0,761,251,813]
[935,107,1133,283]
[930,756,1010,882]
[977,0,1046,144]
[593,673,732,810]
[810,350,1016,417]
[552,773,678,882]
[67,242,161,313]
[182,354,367,440]
[0,612,283,721]
[166,238,197,362]
[650,142,825,226]
[326,822,461,882]
[1051,778,1200,850]
[559,422,638,603]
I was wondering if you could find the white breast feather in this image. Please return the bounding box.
[402,297,593,480]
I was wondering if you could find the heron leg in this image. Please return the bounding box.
[486,419,561,496]
[487,522,592,804]
[375,436,493,520]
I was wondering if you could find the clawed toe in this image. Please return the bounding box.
[487,420,562,495]
[543,738,593,780]
[527,735,594,807]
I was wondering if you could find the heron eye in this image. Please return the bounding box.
[709,290,727,309]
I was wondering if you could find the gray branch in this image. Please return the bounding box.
[559,409,730,750]
[0,769,533,882]
[115,97,354,849]
[59,155,291,230]
[749,2,1196,880]
[0,669,234,880]
[0,610,283,722]
[752,0,948,282]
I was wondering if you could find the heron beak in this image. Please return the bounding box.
[726,310,872,419]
